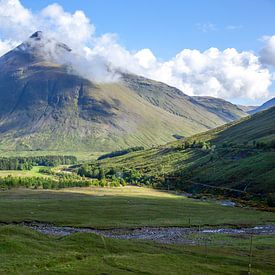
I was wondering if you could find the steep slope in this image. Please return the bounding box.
[0,32,247,152]
[192,96,246,122]
[249,97,275,114]
[93,108,275,198]
[122,74,247,127]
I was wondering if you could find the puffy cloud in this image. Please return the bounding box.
[260,35,275,67]
[40,4,95,49]
[144,48,271,100]
[0,0,273,101]
[0,0,34,40]
[134,49,157,69]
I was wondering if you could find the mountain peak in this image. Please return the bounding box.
[30,31,44,40]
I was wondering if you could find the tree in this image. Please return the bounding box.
[99,168,105,180]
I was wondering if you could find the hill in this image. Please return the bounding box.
[249,97,275,114]
[87,107,275,202]
[0,31,247,152]
[192,96,246,122]
[237,104,258,113]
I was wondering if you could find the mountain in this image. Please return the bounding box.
[0,31,247,152]
[237,104,258,113]
[249,97,275,114]
[192,96,246,122]
[94,107,275,198]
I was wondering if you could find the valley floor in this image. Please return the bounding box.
[0,187,275,274]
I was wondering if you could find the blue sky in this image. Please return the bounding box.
[0,0,274,105]
[21,0,275,59]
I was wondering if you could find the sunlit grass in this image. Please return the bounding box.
[0,187,274,228]
[0,166,51,178]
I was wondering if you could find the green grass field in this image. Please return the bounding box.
[0,187,274,228]
[0,187,275,274]
[0,225,274,274]
[0,166,52,178]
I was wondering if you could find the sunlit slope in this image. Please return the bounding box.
[96,107,275,195]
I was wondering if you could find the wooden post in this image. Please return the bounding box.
[248,235,253,274]
[205,238,208,263]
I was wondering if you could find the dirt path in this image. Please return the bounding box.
[4,222,275,244]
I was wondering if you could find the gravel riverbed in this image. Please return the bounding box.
[4,222,274,244]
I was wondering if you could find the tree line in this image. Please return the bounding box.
[0,155,77,171]
[97,146,144,160]
[0,175,126,190]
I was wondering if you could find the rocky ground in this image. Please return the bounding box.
[3,222,274,245]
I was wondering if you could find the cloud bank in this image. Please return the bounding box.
[0,0,273,101]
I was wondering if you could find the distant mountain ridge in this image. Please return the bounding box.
[0,32,248,152]
[249,97,275,114]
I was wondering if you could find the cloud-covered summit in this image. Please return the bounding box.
[0,0,273,101]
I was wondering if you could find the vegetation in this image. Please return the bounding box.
[0,225,274,274]
[0,175,125,191]
[98,146,144,160]
[0,166,54,178]
[82,107,275,204]
[0,155,77,171]
[0,150,101,162]
[0,187,274,228]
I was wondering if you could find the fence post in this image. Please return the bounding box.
[205,238,208,263]
[248,235,253,274]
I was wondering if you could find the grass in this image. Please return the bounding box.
[0,187,274,228]
[0,166,52,178]
[0,187,274,274]
[0,225,274,274]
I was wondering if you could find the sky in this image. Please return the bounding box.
[0,0,275,105]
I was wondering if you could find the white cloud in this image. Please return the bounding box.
[0,39,16,55]
[143,48,271,100]
[0,0,273,101]
[226,25,243,31]
[260,35,275,67]
[40,3,95,49]
[196,23,217,33]
[0,0,34,39]
[134,49,157,69]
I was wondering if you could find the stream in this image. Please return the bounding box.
[4,222,275,244]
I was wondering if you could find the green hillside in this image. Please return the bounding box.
[85,107,275,202]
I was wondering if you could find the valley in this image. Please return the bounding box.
[0,21,274,274]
